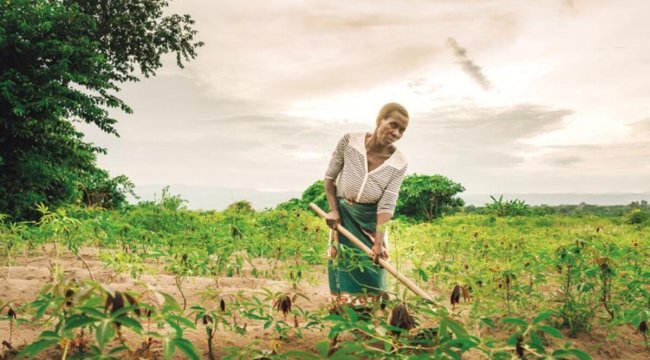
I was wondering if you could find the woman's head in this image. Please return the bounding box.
[374,102,409,146]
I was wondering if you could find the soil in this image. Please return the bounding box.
[0,248,647,359]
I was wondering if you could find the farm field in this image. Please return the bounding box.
[4,1,650,359]
[0,197,648,359]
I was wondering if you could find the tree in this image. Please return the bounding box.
[226,200,255,213]
[396,174,465,221]
[301,180,328,211]
[275,180,328,212]
[0,0,203,219]
[79,169,137,209]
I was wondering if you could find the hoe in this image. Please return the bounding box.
[309,203,433,302]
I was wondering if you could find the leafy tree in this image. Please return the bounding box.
[79,168,137,209]
[275,180,328,212]
[301,180,328,211]
[0,0,203,219]
[226,200,255,213]
[396,174,465,221]
[274,198,304,212]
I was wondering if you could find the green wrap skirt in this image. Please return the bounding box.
[327,198,386,304]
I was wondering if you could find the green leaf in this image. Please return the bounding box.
[18,339,59,359]
[552,348,592,360]
[507,332,521,346]
[78,306,106,319]
[344,306,358,322]
[161,292,181,311]
[38,330,61,340]
[166,318,183,337]
[537,325,563,339]
[110,305,135,319]
[501,317,528,329]
[446,338,479,351]
[63,315,97,332]
[167,314,196,330]
[316,340,330,356]
[172,337,200,360]
[163,337,176,360]
[533,311,555,325]
[479,317,495,329]
[443,318,469,338]
[95,319,115,350]
[529,331,545,353]
[117,316,143,333]
[417,268,429,282]
[245,312,270,321]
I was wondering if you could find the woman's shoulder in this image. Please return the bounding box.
[387,147,408,170]
[346,132,367,142]
[341,132,367,153]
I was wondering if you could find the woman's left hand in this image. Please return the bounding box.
[371,241,388,264]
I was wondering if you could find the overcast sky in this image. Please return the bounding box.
[80,0,650,197]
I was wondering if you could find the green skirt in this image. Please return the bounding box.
[328,198,386,302]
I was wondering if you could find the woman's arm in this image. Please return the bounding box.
[322,134,348,230]
[324,178,340,229]
[373,164,407,262]
[371,212,391,262]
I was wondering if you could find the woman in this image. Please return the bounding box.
[323,102,409,306]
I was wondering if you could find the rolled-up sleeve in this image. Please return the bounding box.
[324,133,349,181]
[377,165,407,215]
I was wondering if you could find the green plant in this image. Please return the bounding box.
[396,174,466,221]
[554,243,596,337]
[191,298,230,360]
[485,195,530,217]
[626,209,650,225]
[493,312,591,359]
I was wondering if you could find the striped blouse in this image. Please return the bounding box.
[325,132,408,215]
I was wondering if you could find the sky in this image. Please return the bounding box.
[80,0,650,202]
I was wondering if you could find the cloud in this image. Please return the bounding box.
[564,0,576,11]
[397,103,574,183]
[538,141,650,172]
[413,104,572,145]
[90,104,371,189]
[446,37,492,91]
[542,155,582,167]
[80,0,650,197]
[407,78,441,95]
[631,118,650,135]
[166,1,527,103]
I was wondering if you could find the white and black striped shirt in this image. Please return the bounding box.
[325,132,408,215]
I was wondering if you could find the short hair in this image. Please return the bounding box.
[376,103,409,125]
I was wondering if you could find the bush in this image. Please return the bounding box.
[626,209,650,225]
[484,195,530,217]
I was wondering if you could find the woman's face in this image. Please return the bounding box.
[375,111,409,146]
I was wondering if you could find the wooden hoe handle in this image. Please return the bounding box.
[309,202,433,302]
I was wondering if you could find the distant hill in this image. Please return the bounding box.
[130,185,650,210]
[461,193,650,206]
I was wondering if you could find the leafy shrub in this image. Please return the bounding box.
[626,209,650,225]
[485,195,530,217]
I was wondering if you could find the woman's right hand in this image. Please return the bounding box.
[325,210,341,230]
